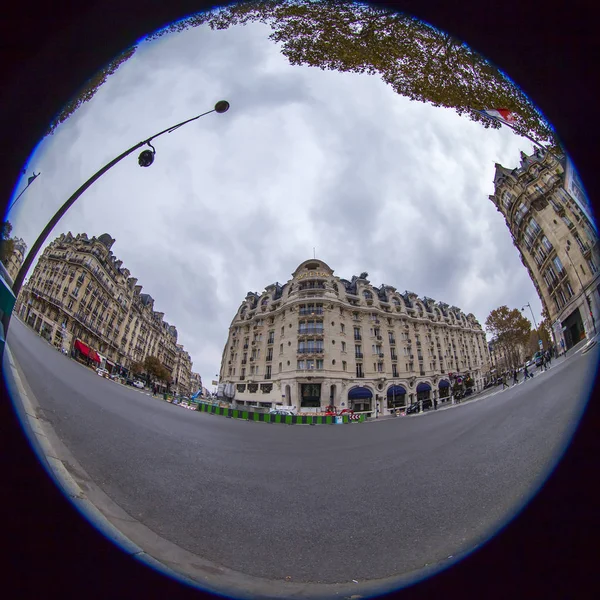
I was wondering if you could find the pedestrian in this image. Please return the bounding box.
[513,369,518,385]
[545,349,552,367]
[524,364,533,380]
[560,338,566,356]
[501,374,509,389]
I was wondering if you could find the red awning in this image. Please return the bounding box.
[74,339,90,357]
[89,349,101,363]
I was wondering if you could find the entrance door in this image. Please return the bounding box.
[300,383,321,408]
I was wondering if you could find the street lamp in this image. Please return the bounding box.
[4,101,230,337]
[522,301,543,359]
[565,241,597,335]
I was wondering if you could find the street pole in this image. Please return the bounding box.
[4,101,230,339]
[565,243,597,336]
[522,302,541,350]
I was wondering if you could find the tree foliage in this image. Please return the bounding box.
[46,46,137,136]
[486,305,532,368]
[149,0,558,148]
[130,361,144,376]
[143,355,171,383]
[527,318,553,355]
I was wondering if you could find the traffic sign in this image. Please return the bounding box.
[538,339,543,349]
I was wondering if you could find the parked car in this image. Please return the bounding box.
[96,368,109,377]
[269,409,295,416]
[125,379,134,386]
[406,402,421,414]
[133,380,145,389]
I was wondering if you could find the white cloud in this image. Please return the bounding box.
[8,20,545,382]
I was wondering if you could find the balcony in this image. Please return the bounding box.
[356,373,364,378]
[389,338,396,345]
[355,352,364,359]
[266,355,273,362]
[297,349,324,355]
[299,308,323,316]
[267,338,274,345]
[239,376,245,381]
[298,328,324,335]
[241,359,247,364]
[243,344,249,349]
[376,335,382,341]
[354,335,362,341]
[378,353,384,359]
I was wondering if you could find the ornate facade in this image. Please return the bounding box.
[15,232,193,381]
[490,149,599,349]
[219,260,490,415]
[4,237,27,282]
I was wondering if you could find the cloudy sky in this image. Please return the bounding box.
[7,19,545,385]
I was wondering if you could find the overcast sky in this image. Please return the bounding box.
[7,19,545,385]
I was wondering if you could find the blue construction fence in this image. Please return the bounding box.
[195,402,365,424]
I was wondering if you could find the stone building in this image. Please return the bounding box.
[4,237,27,282]
[189,371,203,395]
[490,149,599,350]
[172,344,192,396]
[15,232,192,380]
[219,259,490,416]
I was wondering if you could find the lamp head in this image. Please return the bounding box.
[214,100,230,114]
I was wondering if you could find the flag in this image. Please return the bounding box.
[481,109,516,123]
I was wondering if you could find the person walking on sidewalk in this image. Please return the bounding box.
[524,364,534,380]
[545,349,552,368]
[560,338,566,356]
[501,373,509,389]
[513,368,519,386]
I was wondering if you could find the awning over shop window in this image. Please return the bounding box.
[416,382,431,393]
[106,360,115,367]
[74,339,90,357]
[348,386,373,400]
[438,380,450,388]
[89,350,101,363]
[386,385,406,397]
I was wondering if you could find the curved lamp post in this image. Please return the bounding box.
[3,102,229,342]
[10,101,230,302]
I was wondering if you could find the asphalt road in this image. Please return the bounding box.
[6,318,599,585]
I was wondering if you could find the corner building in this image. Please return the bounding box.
[15,232,190,380]
[490,149,599,349]
[219,260,490,415]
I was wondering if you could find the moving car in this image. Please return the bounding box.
[133,380,145,389]
[96,368,109,377]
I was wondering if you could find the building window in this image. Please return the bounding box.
[561,215,573,228]
[278,362,282,372]
[340,323,345,333]
[589,259,598,274]
[392,364,398,377]
[552,256,564,274]
[514,202,528,225]
[354,327,361,340]
[502,191,514,210]
[541,236,553,251]
[341,341,346,352]
[279,343,283,354]
[342,361,347,371]
[356,363,364,378]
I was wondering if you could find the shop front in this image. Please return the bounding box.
[348,386,373,413]
[561,306,585,350]
[438,379,450,402]
[73,339,101,367]
[386,385,406,411]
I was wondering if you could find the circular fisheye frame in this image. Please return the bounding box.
[3,1,598,600]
